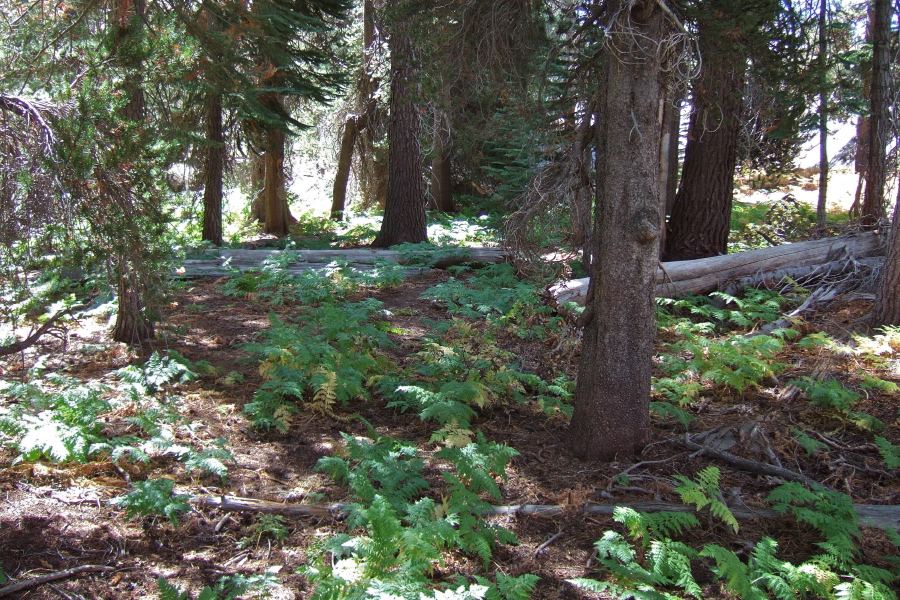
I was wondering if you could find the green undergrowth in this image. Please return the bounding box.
[571,468,899,600]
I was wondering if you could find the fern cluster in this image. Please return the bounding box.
[243,300,396,429]
[309,429,527,600]
[571,474,898,600]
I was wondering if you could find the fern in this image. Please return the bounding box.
[673,467,739,533]
[112,478,191,526]
[874,436,900,468]
[766,483,859,568]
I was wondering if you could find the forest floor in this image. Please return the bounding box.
[1,263,899,600]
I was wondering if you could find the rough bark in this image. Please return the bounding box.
[111,0,154,344]
[202,91,224,246]
[371,17,428,248]
[430,111,455,213]
[568,0,666,462]
[861,0,891,225]
[663,16,746,261]
[260,95,292,237]
[872,201,900,326]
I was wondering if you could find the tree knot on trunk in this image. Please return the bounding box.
[634,208,661,244]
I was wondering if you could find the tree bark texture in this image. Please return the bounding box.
[430,113,455,213]
[202,91,224,246]
[261,93,292,237]
[663,17,746,261]
[111,0,154,344]
[568,0,666,462]
[872,200,900,326]
[861,0,890,225]
[372,17,428,248]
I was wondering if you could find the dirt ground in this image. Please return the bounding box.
[1,272,899,600]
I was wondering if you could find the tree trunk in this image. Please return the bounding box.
[331,114,364,221]
[568,0,666,462]
[250,152,266,223]
[659,90,682,256]
[111,0,154,344]
[372,17,427,248]
[263,125,290,237]
[872,191,900,326]
[358,0,388,211]
[861,0,890,226]
[663,16,746,261]
[202,91,224,246]
[430,113,455,213]
[815,0,829,228]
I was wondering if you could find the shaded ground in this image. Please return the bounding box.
[1,273,899,599]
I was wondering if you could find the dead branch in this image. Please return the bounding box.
[676,433,833,491]
[0,565,114,598]
[0,299,93,358]
[189,494,900,532]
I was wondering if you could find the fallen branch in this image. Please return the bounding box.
[0,299,93,358]
[676,434,832,491]
[0,565,114,598]
[190,495,900,531]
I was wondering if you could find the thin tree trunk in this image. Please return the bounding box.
[431,113,455,213]
[263,124,290,237]
[569,0,666,462]
[331,114,364,220]
[250,152,266,223]
[861,0,891,225]
[816,0,829,228]
[663,19,745,261]
[372,17,427,248]
[202,91,224,246]
[112,0,154,344]
[358,0,388,210]
[659,90,681,256]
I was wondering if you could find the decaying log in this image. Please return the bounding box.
[190,494,900,531]
[180,247,505,277]
[550,232,886,306]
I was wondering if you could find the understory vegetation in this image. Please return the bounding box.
[1,207,899,600]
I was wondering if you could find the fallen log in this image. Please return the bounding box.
[189,495,900,532]
[550,232,886,306]
[180,247,506,277]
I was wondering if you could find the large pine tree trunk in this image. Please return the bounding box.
[372,17,427,248]
[861,0,891,225]
[569,0,666,462]
[202,91,224,246]
[663,17,745,261]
